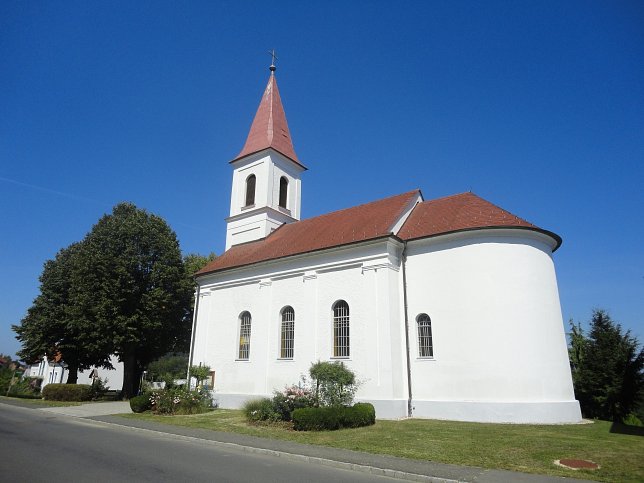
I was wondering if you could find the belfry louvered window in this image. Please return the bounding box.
[417,314,433,358]
[280,306,295,359]
[333,300,350,358]
[238,311,252,360]
[245,175,256,207]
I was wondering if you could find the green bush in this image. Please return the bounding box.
[0,368,13,394]
[340,402,376,428]
[292,406,342,431]
[42,383,92,401]
[242,397,281,422]
[309,361,358,407]
[6,377,41,398]
[189,364,212,389]
[622,413,643,427]
[293,403,376,431]
[130,394,152,413]
[90,377,108,400]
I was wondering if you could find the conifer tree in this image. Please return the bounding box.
[570,309,644,421]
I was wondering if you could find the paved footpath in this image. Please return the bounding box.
[4,400,592,483]
[38,400,132,417]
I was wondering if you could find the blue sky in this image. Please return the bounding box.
[1,1,643,359]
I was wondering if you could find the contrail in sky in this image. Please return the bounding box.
[0,175,110,206]
[0,175,211,233]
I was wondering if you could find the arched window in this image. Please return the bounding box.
[417,314,433,358]
[278,176,288,208]
[333,300,350,358]
[238,311,252,360]
[245,175,256,207]
[280,306,295,359]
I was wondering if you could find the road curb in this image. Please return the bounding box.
[88,417,459,482]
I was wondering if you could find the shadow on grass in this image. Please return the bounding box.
[610,421,644,436]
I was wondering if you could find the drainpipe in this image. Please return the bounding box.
[401,241,413,417]
[187,284,201,386]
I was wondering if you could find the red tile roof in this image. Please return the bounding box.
[197,190,420,275]
[197,191,560,277]
[398,192,561,248]
[232,72,304,168]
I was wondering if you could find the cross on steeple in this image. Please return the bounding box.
[268,49,278,72]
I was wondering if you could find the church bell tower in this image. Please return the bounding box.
[225,61,306,250]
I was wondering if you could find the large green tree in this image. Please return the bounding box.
[183,252,217,280]
[569,309,644,421]
[13,243,110,383]
[74,203,193,397]
[146,352,188,382]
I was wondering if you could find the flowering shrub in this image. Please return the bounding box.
[241,365,367,429]
[242,379,315,423]
[272,385,315,421]
[149,387,212,415]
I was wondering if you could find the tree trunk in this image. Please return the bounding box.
[65,364,78,384]
[121,354,142,399]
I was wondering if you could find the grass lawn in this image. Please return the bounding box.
[122,410,644,482]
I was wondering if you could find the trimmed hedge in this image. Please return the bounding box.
[293,403,376,431]
[341,402,376,428]
[130,394,152,413]
[42,383,92,401]
[293,406,341,431]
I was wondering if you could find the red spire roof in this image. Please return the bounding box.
[232,71,304,168]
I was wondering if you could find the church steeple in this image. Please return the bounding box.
[225,63,306,251]
[232,66,305,169]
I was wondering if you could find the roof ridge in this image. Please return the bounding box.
[423,191,476,203]
[299,189,420,223]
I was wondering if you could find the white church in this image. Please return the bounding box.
[189,64,582,423]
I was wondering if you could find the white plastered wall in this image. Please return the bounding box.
[76,355,124,391]
[191,239,409,418]
[193,228,581,423]
[404,229,581,423]
[225,150,304,250]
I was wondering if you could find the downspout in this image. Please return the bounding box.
[187,284,201,385]
[401,241,413,418]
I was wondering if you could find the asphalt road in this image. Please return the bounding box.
[0,404,402,483]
